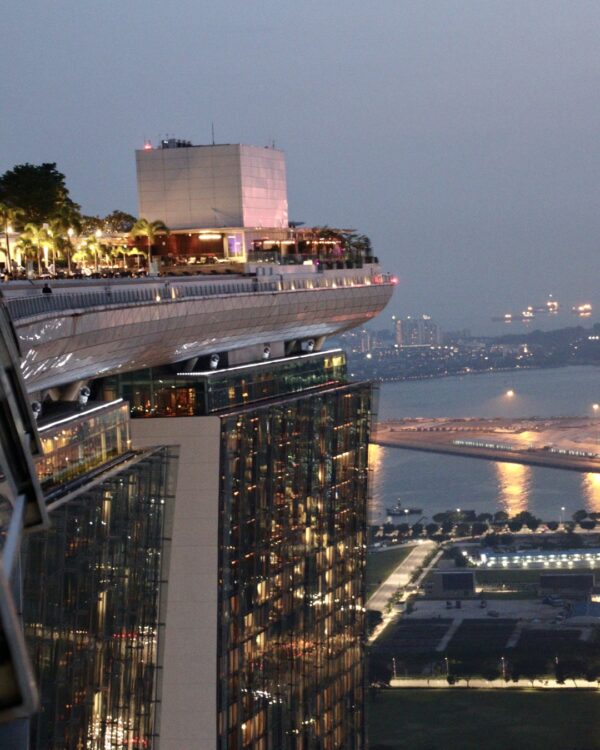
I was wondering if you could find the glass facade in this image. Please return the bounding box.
[97,351,347,418]
[37,401,131,493]
[217,383,371,750]
[22,447,177,750]
[97,350,372,749]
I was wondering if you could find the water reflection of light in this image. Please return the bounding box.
[582,473,600,513]
[368,443,385,523]
[495,462,531,515]
[368,443,383,477]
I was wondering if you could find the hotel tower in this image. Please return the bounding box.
[0,140,393,749]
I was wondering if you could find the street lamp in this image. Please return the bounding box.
[593,404,599,448]
[444,656,449,677]
[501,656,506,680]
[506,389,515,398]
[560,506,566,525]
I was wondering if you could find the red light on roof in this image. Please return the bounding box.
[391,276,399,284]
[143,143,152,150]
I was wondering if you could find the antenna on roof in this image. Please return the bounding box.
[211,122,215,145]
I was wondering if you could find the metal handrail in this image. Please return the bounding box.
[4,273,394,322]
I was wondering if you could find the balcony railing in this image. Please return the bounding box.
[4,272,394,323]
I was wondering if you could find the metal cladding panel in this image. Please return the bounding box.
[13,282,394,392]
[239,146,288,228]
[136,145,245,229]
[136,144,289,230]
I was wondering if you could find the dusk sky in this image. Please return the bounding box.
[4,1,600,332]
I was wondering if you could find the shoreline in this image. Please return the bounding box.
[353,361,600,386]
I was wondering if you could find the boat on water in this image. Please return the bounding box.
[386,502,422,516]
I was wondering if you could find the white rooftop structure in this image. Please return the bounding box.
[135,141,289,230]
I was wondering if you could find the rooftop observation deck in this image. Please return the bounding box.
[2,266,395,393]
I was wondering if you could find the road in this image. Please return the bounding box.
[374,418,600,474]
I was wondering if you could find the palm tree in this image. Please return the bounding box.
[71,248,92,266]
[0,203,24,270]
[81,235,103,273]
[15,238,36,271]
[50,210,82,275]
[19,223,53,276]
[110,245,127,261]
[129,218,168,270]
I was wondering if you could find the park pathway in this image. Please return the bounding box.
[367,541,436,612]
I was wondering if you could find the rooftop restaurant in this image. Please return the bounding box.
[0,224,379,281]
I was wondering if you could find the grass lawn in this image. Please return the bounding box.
[367,689,600,750]
[367,546,415,597]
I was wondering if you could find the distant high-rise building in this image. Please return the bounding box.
[395,315,441,347]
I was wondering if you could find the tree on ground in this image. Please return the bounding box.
[103,210,136,234]
[546,521,559,531]
[80,215,105,235]
[514,655,545,686]
[479,662,500,682]
[0,163,80,224]
[580,519,597,530]
[573,509,588,523]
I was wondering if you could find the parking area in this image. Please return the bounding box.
[407,595,567,623]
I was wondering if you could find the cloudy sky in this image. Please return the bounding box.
[4,1,600,331]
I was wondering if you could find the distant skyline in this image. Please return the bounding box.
[3,0,600,332]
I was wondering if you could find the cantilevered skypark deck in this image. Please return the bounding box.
[2,267,394,393]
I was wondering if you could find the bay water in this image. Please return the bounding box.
[369,366,600,523]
